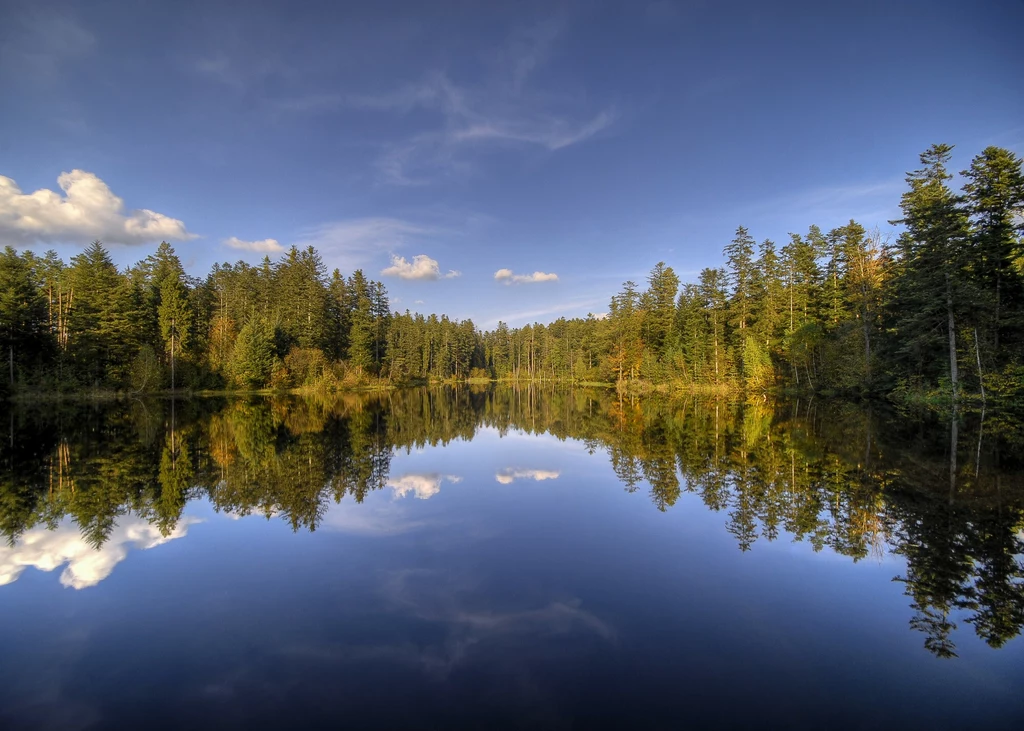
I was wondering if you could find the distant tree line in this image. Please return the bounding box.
[1,144,1021,403]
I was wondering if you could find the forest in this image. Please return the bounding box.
[1,144,1022,406]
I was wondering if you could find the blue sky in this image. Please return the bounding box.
[1,0,1022,327]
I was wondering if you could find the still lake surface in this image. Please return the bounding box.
[1,388,1022,730]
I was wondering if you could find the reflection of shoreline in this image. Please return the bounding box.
[1,390,1022,655]
[0,515,202,589]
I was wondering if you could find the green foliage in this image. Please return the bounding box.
[231,319,276,388]
[740,335,772,390]
[0,246,51,387]
[3,144,1022,407]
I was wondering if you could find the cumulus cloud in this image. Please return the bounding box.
[388,473,462,500]
[495,468,561,485]
[0,170,193,246]
[494,268,558,284]
[224,236,284,253]
[0,515,201,590]
[382,254,461,281]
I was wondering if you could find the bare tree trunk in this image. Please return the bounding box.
[862,309,871,381]
[995,273,1001,352]
[945,275,958,405]
[974,327,985,405]
[976,406,984,479]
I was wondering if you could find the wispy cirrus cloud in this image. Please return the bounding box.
[187,15,614,185]
[362,72,617,185]
[0,170,194,246]
[0,7,95,84]
[346,18,616,185]
[494,268,558,284]
[223,236,284,253]
[739,178,905,231]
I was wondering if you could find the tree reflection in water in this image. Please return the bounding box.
[1,387,1022,657]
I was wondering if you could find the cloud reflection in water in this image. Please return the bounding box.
[0,515,201,589]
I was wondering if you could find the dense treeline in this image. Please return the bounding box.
[1,388,1022,655]
[2,144,1021,403]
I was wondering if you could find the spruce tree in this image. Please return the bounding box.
[889,144,970,401]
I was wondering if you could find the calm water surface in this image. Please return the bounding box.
[1,388,1022,730]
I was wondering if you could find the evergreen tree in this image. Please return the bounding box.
[725,225,757,339]
[0,247,50,388]
[608,281,643,384]
[231,318,276,388]
[889,144,971,401]
[961,147,1024,357]
[641,262,680,360]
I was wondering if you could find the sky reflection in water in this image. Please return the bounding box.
[0,392,1022,730]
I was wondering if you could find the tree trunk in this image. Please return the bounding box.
[945,275,958,404]
[171,318,175,392]
[862,305,871,381]
[974,327,985,405]
[995,272,1001,351]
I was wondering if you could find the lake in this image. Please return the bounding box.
[1,388,1022,730]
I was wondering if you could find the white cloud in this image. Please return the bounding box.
[494,268,559,284]
[414,299,425,305]
[382,254,460,281]
[223,236,284,253]
[0,515,201,590]
[495,468,561,485]
[293,217,438,271]
[0,170,194,246]
[388,473,462,500]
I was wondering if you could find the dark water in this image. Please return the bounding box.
[1,388,1022,730]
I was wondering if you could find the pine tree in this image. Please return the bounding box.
[345,271,376,373]
[641,262,680,361]
[608,281,643,384]
[0,247,50,388]
[889,144,971,401]
[752,238,784,352]
[961,146,1024,357]
[231,318,276,388]
[725,226,757,339]
[697,268,729,384]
